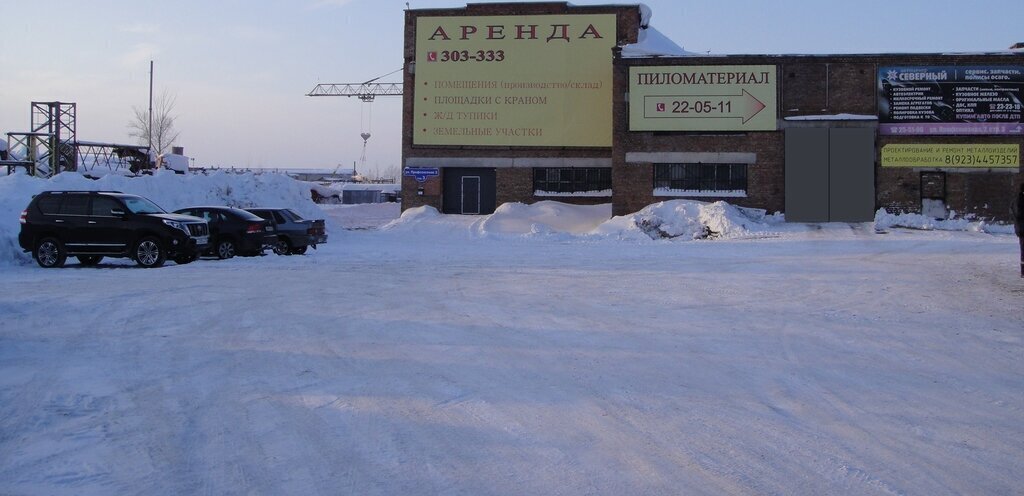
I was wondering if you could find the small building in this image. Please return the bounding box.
[285,168,356,183]
[401,2,1023,221]
[309,181,400,204]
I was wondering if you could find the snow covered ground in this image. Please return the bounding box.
[1,172,1022,495]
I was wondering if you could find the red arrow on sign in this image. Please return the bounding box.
[740,89,766,123]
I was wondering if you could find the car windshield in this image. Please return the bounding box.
[122,196,166,214]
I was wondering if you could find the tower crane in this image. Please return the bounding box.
[307,70,404,178]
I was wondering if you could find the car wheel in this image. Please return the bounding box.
[134,237,166,268]
[272,237,290,256]
[77,255,103,266]
[216,239,236,259]
[35,237,67,268]
[174,254,197,265]
[289,245,308,255]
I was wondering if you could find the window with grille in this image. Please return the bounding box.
[653,163,748,196]
[533,168,611,195]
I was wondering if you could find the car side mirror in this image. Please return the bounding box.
[111,208,126,217]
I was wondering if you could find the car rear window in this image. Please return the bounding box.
[249,210,272,221]
[36,195,62,215]
[58,195,90,215]
[285,209,305,221]
[228,208,265,222]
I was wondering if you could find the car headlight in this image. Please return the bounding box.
[162,219,189,234]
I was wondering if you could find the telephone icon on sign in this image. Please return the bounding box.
[656,103,666,112]
[427,51,438,62]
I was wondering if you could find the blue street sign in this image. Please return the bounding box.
[403,167,439,182]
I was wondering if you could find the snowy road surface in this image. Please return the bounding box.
[1,221,1022,495]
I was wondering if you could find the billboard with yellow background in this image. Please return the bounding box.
[414,14,616,147]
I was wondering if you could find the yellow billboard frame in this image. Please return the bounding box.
[414,14,616,147]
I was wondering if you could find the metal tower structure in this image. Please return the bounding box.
[33,101,77,175]
[7,102,77,176]
[6,101,153,177]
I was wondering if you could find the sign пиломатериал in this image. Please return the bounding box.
[629,65,778,132]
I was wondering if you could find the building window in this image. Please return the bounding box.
[534,168,612,196]
[653,163,748,197]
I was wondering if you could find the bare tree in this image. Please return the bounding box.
[128,90,181,155]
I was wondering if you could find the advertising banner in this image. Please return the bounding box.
[880,144,1020,168]
[878,66,1024,135]
[414,15,616,147]
[628,65,777,132]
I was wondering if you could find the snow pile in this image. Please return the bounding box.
[475,201,612,237]
[621,25,693,58]
[0,170,324,265]
[383,199,777,242]
[594,200,774,240]
[621,4,693,58]
[382,205,441,227]
[874,208,1014,234]
[380,205,479,239]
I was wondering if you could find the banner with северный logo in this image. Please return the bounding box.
[878,66,1024,136]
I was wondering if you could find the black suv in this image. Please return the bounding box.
[18,191,210,268]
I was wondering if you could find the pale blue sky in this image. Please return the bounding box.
[1,0,1021,171]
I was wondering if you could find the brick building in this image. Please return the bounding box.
[402,2,1023,221]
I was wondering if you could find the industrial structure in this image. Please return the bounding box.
[3,101,151,176]
[307,71,404,176]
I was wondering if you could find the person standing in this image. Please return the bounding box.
[1015,183,1024,277]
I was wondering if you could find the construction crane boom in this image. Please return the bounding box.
[308,70,403,176]
[306,82,403,102]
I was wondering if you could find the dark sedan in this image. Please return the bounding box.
[246,208,327,255]
[173,206,276,259]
